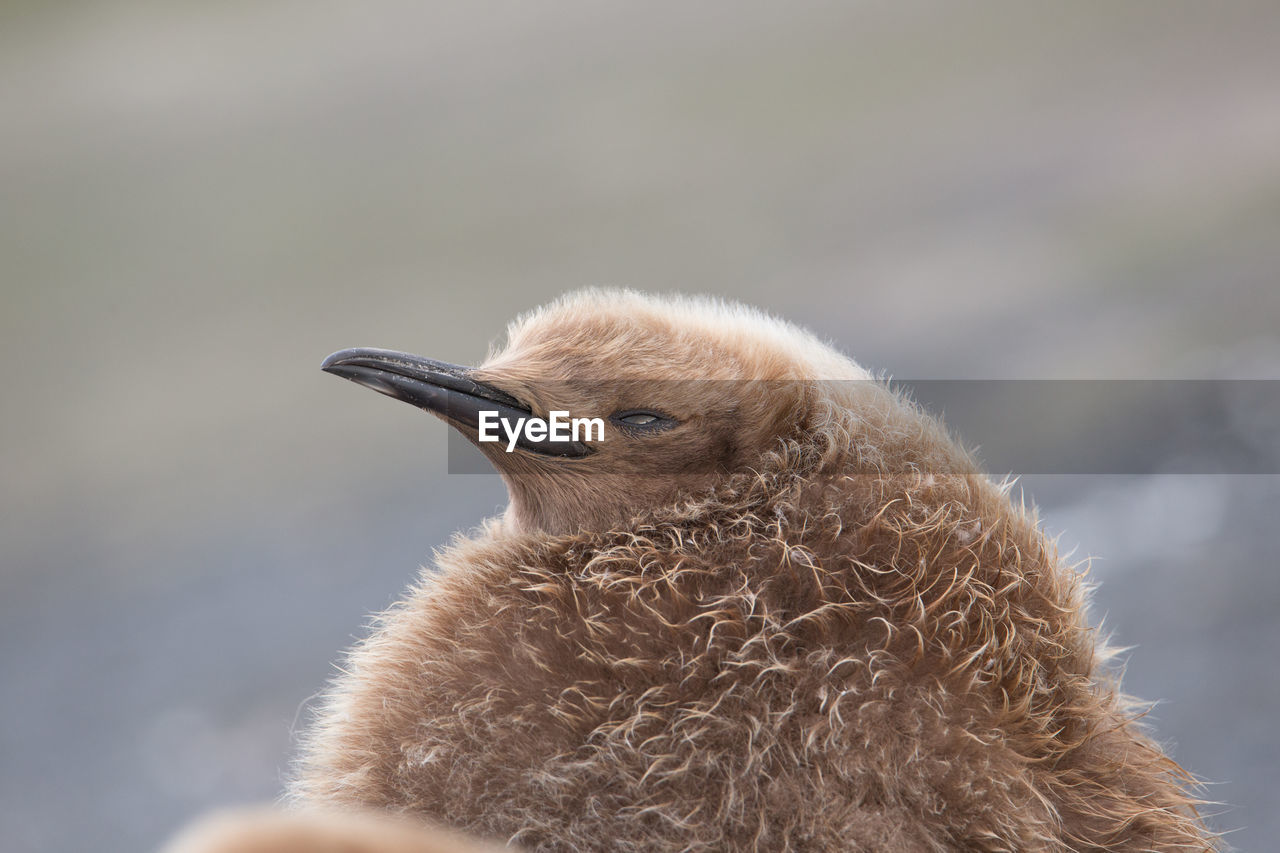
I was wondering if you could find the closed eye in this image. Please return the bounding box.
[611,409,676,432]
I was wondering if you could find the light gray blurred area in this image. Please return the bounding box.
[2,2,1278,851]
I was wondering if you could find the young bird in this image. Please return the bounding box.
[168,291,1216,853]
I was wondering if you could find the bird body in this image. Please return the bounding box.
[169,291,1215,852]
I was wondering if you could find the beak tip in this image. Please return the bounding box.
[321,348,359,373]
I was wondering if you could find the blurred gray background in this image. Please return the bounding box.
[2,2,1278,851]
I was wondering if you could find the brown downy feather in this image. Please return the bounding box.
[283,292,1215,851]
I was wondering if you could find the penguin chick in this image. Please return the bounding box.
[282,290,1215,852]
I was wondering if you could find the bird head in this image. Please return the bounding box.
[323,290,918,534]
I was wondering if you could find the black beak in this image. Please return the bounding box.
[321,347,593,459]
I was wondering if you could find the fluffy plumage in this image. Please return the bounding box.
[173,291,1217,852]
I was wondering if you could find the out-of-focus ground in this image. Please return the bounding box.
[2,2,1277,851]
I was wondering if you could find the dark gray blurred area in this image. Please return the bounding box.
[2,3,1277,851]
